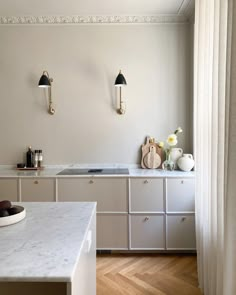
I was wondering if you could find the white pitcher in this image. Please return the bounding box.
[177,154,195,172]
[170,148,183,169]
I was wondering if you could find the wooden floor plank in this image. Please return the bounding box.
[97,254,202,295]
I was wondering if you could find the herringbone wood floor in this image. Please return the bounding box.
[97,254,202,295]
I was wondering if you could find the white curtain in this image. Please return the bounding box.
[194,0,236,294]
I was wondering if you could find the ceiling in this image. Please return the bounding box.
[0,0,194,18]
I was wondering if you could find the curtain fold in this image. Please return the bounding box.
[194,0,235,294]
[224,1,236,293]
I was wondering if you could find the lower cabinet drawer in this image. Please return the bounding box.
[97,214,128,249]
[130,215,165,249]
[58,178,128,212]
[21,179,55,202]
[0,179,18,201]
[166,215,196,249]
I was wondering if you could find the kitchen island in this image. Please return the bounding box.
[0,202,96,295]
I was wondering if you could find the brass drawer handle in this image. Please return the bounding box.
[144,217,149,221]
[89,180,94,184]
[144,180,149,184]
[34,180,39,184]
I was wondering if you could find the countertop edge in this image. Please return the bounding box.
[0,167,195,178]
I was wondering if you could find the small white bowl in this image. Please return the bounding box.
[0,206,26,227]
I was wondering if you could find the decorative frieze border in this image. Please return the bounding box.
[0,15,189,25]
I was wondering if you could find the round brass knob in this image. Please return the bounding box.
[144,180,149,184]
[144,217,149,221]
[89,180,94,184]
[34,180,39,184]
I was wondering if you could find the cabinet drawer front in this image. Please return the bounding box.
[130,215,165,249]
[21,179,55,202]
[97,214,128,249]
[0,179,18,201]
[130,178,164,212]
[58,178,127,212]
[166,215,196,249]
[166,179,195,212]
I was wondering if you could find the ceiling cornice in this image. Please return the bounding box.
[178,0,195,18]
[0,15,189,25]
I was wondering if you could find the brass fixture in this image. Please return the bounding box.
[114,70,127,115]
[38,71,55,115]
[117,87,125,115]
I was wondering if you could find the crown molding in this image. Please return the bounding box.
[178,0,195,19]
[0,15,189,25]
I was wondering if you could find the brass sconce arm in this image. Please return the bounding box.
[114,70,127,115]
[117,87,126,115]
[38,70,55,115]
[47,83,55,115]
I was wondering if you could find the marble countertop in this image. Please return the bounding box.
[0,202,96,282]
[129,168,194,177]
[0,165,195,178]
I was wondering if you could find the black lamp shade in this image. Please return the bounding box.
[38,74,51,87]
[114,71,127,87]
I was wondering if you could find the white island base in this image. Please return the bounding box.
[0,202,96,295]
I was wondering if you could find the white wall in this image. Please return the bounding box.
[0,24,193,165]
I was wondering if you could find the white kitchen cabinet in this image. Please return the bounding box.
[58,178,128,212]
[16,173,195,252]
[0,178,18,201]
[130,214,165,249]
[166,215,196,249]
[97,214,128,249]
[166,178,195,212]
[58,178,128,250]
[21,178,55,202]
[130,178,164,213]
[130,177,195,251]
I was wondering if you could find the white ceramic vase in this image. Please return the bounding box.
[169,148,183,169]
[177,154,195,172]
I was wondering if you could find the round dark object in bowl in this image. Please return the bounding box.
[0,209,10,217]
[8,206,22,216]
[0,200,12,210]
[17,163,26,168]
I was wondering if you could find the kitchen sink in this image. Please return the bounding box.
[57,168,129,175]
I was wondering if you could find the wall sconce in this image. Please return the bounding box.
[38,71,55,115]
[114,70,127,115]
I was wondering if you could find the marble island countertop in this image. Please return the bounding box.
[0,165,195,178]
[0,202,96,282]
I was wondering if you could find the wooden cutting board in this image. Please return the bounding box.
[143,145,161,169]
[141,137,164,169]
